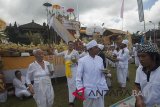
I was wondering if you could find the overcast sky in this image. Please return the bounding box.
[0,0,159,33]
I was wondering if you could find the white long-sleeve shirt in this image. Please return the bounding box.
[13,76,28,94]
[26,61,51,84]
[117,47,129,68]
[112,50,118,56]
[26,60,54,107]
[135,66,160,106]
[76,55,108,98]
[54,49,79,61]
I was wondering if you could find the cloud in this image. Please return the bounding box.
[0,0,47,24]
[124,0,160,32]
[0,0,159,33]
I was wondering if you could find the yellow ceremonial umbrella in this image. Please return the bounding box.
[52,4,61,9]
[0,19,6,31]
[52,4,61,16]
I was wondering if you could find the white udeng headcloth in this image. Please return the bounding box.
[86,40,97,50]
[122,39,129,45]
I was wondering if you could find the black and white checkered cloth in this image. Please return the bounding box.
[137,42,159,53]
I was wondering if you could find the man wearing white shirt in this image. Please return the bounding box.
[135,42,160,107]
[76,40,108,107]
[13,70,31,100]
[116,39,129,88]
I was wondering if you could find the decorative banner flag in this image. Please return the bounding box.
[120,0,124,18]
[140,35,144,44]
[137,0,144,22]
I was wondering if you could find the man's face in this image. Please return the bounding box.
[119,43,124,49]
[90,46,99,55]
[16,72,21,79]
[68,42,74,50]
[137,52,152,67]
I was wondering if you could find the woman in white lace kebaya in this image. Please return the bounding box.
[53,41,79,107]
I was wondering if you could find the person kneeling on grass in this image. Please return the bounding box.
[13,70,31,100]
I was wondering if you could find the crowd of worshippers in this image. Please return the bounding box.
[0,39,160,107]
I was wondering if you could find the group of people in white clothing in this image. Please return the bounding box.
[9,38,160,107]
[108,40,160,107]
[18,40,107,107]
[12,49,54,107]
[51,40,108,107]
[12,39,130,107]
[105,39,130,89]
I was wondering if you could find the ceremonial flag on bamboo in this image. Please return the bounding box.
[120,0,124,18]
[141,35,144,44]
[137,0,144,22]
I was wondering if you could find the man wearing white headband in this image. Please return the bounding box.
[86,40,97,50]
[122,39,129,45]
[76,40,108,107]
[116,39,129,88]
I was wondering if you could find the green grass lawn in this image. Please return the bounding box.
[0,64,137,107]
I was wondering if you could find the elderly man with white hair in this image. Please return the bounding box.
[76,40,108,107]
[26,49,54,107]
[116,39,130,89]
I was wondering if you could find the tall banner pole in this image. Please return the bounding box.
[143,20,146,42]
[76,0,79,21]
[120,0,124,31]
[137,0,145,43]
[122,18,124,31]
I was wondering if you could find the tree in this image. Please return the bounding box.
[131,32,141,44]
[26,32,42,45]
[5,26,19,43]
